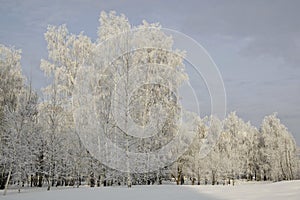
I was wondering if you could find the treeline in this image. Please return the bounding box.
[0,43,298,190]
[173,113,299,186]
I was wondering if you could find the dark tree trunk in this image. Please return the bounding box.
[212,171,216,185]
[38,174,43,187]
[180,176,184,185]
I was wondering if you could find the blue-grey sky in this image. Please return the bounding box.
[1,0,299,144]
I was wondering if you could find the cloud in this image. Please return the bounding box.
[177,1,300,67]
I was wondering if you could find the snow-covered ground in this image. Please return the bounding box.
[1,181,299,200]
[189,180,300,200]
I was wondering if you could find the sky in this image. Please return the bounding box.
[0,0,299,145]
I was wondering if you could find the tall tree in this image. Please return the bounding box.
[0,44,24,193]
[84,11,188,186]
[3,86,38,193]
[40,24,94,189]
[260,113,298,181]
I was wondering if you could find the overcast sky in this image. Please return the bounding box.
[0,0,299,144]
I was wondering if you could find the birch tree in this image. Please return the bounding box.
[91,11,188,186]
[0,44,24,193]
[260,113,298,181]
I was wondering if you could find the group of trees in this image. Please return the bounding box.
[176,112,299,186]
[0,43,92,193]
[0,11,299,193]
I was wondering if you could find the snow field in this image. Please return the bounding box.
[2,180,299,200]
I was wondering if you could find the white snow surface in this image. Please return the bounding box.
[1,181,300,200]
